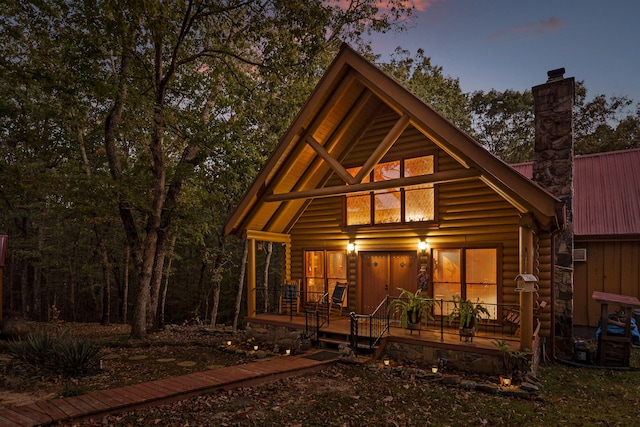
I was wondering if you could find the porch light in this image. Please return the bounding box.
[347,241,356,254]
[418,240,428,253]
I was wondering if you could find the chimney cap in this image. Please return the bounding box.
[547,68,566,81]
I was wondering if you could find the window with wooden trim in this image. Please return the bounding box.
[345,155,435,226]
[304,250,347,304]
[432,247,498,319]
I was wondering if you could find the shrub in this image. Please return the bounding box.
[6,331,102,375]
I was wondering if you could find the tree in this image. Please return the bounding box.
[1,0,413,337]
[380,48,472,133]
[469,89,535,163]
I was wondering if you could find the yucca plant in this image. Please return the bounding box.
[6,331,102,375]
[6,331,57,370]
[55,335,102,375]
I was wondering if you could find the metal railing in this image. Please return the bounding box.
[350,298,389,356]
[385,296,522,342]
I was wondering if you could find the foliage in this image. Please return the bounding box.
[492,338,531,378]
[388,288,437,328]
[469,89,535,162]
[470,81,640,163]
[381,48,472,133]
[446,295,490,329]
[6,331,101,375]
[0,0,413,330]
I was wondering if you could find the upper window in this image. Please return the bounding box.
[345,155,435,226]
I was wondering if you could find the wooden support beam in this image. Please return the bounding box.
[264,168,480,202]
[353,114,410,183]
[247,238,257,318]
[306,136,356,185]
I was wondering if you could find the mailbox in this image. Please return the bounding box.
[515,274,538,292]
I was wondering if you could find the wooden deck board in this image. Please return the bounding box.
[0,352,336,426]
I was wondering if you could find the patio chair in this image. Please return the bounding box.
[279,280,300,314]
[329,282,348,317]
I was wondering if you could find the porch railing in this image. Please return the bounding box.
[386,295,523,342]
[304,292,330,341]
[350,298,389,356]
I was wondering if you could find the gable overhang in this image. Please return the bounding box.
[224,44,564,238]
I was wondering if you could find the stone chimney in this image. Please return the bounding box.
[532,68,575,359]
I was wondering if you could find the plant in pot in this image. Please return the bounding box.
[446,295,490,341]
[492,338,531,386]
[388,288,437,334]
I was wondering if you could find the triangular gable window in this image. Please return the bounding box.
[346,155,435,226]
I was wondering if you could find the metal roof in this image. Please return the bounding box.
[511,148,640,238]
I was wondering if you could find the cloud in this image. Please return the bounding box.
[487,17,565,40]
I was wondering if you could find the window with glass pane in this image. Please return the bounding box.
[326,251,347,303]
[305,251,324,303]
[405,156,434,222]
[432,247,498,319]
[304,250,347,304]
[466,248,497,319]
[432,249,461,315]
[346,166,371,226]
[344,155,435,226]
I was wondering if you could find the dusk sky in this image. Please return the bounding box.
[371,0,640,103]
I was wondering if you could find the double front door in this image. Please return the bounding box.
[361,251,418,314]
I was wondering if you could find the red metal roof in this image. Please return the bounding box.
[511,148,640,238]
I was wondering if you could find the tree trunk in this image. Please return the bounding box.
[121,244,129,324]
[67,256,76,322]
[159,235,176,329]
[209,232,227,326]
[233,240,248,330]
[20,259,29,319]
[263,241,273,312]
[147,229,167,330]
[32,219,45,320]
[96,229,111,325]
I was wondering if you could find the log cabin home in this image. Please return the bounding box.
[224,44,580,372]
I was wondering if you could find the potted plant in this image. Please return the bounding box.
[388,288,437,334]
[446,295,490,340]
[298,330,311,352]
[492,338,531,386]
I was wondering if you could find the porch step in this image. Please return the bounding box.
[318,337,350,348]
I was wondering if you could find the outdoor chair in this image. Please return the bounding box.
[329,282,348,317]
[279,279,300,314]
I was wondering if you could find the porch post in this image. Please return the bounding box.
[519,216,535,351]
[247,238,257,317]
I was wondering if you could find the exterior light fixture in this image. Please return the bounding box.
[418,240,428,253]
[347,241,356,254]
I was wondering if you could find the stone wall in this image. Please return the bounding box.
[532,69,575,359]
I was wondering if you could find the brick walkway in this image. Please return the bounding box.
[0,351,338,426]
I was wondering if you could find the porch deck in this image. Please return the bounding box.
[247,312,522,354]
